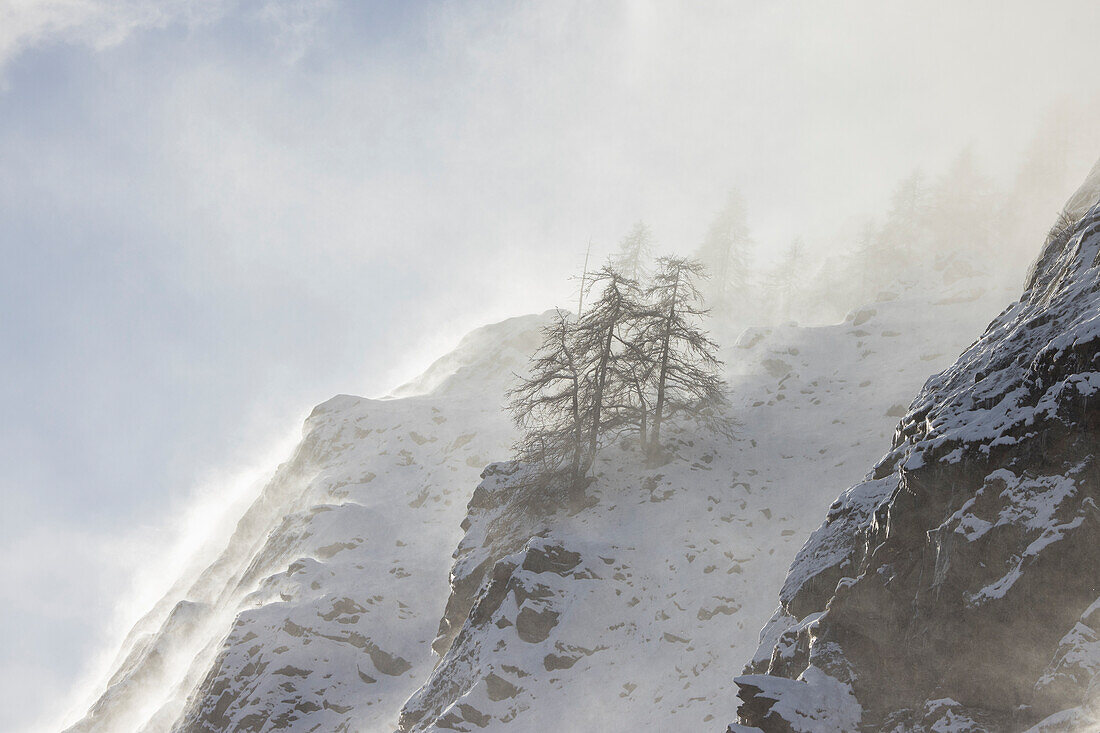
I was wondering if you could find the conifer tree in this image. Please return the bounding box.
[767,237,805,321]
[570,264,647,473]
[612,221,654,282]
[881,169,927,258]
[507,309,588,487]
[928,147,996,257]
[645,257,730,458]
[509,259,729,501]
[853,218,883,299]
[696,190,752,312]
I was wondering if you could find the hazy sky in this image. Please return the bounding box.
[2,1,1099,731]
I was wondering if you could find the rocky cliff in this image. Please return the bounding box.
[63,235,1020,733]
[732,164,1100,732]
[62,315,544,733]
[394,262,1014,732]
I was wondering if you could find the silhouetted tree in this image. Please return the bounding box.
[604,303,659,447]
[696,190,752,313]
[767,237,805,321]
[509,265,648,505]
[510,259,729,499]
[612,221,654,282]
[571,264,647,473]
[645,257,730,458]
[507,309,588,488]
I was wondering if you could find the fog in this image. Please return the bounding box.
[2,1,1099,731]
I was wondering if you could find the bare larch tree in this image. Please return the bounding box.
[507,309,588,490]
[611,221,654,282]
[696,190,752,313]
[646,256,730,459]
[508,258,729,505]
[571,263,647,474]
[766,237,805,322]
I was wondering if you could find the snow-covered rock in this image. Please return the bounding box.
[396,267,1014,732]
[63,314,545,733]
[65,232,1020,733]
[734,165,1100,732]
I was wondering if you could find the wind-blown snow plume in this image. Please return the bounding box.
[733,163,1100,732]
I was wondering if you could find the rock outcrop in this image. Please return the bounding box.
[63,221,1026,733]
[63,315,545,733]
[397,265,1013,732]
[733,163,1100,732]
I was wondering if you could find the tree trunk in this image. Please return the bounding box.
[650,274,679,457]
[583,317,616,475]
[569,379,582,485]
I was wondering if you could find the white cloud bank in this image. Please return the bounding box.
[0,0,216,70]
[3,2,1100,732]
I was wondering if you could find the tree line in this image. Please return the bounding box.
[508,254,730,508]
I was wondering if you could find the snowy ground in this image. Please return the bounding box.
[399,262,1016,732]
[732,166,1100,732]
[64,260,1017,732]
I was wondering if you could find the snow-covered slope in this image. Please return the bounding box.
[66,243,1020,733]
[63,315,545,733]
[395,263,1016,732]
[732,165,1100,732]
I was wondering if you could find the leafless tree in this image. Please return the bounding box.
[507,266,646,505]
[570,263,648,474]
[604,319,659,446]
[645,256,730,459]
[1046,208,1077,250]
[766,237,805,322]
[696,190,752,312]
[509,259,729,502]
[612,221,654,282]
[507,309,588,490]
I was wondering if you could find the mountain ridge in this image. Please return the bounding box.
[732,163,1100,732]
[65,245,1019,732]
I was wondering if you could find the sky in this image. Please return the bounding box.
[1,1,1099,731]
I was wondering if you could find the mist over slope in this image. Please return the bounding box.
[732,165,1100,732]
[58,139,1100,732]
[63,243,1016,732]
[396,264,1010,732]
[62,315,544,733]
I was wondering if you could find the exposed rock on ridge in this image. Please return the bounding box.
[396,264,1015,732]
[733,162,1100,732]
[63,315,545,733]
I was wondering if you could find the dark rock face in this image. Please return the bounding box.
[734,169,1100,732]
[397,461,584,732]
[427,461,559,660]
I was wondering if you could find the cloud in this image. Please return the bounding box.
[256,0,336,62]
[5,2,1100,731]
[0,0,343,73]
[0,0,228,76]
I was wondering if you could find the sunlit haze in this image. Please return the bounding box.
[3,2,1100,732]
